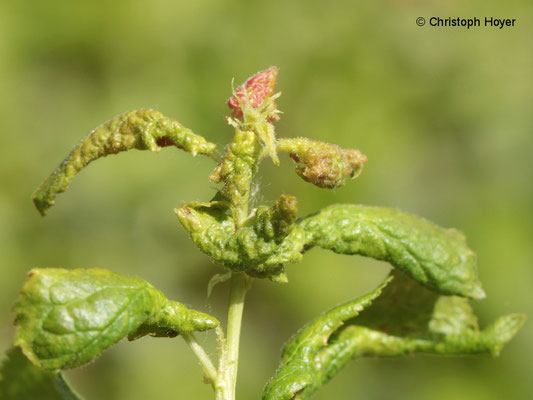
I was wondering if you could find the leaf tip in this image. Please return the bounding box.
[203,316,220,330]
[32,193,52,216]
[469,283,486,300]
[188,309,220,331]
[484,313,526,356]
[270,272,288,283]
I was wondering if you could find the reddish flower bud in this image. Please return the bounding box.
[227,66,279,119]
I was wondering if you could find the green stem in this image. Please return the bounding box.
[55,372,84,400]
[182,333,219,388]
[234,201,249,228]
[221,272,249,400]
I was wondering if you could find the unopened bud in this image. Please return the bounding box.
[227,66,279,121]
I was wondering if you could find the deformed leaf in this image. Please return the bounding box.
[273,204,486,299]
[335,271,524,358]
[262,276,392,400]
[33,109,217,216]
[254,194,298,240]
[277,138,366,188]
[14,268,219,370]
[177,202,486,296]
[175,195,298,282]
[0,346,82,400]
[263,271,525,400]
[209,128,263,213]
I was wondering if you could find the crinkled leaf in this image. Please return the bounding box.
[263,271,525,400]
[273,205,486,299]
[277,138,366,188]
[0,346,82,400]
[175,195,297,282]
[177,202,486,296]
[33,109,217,215]
[337,271,524,358]
[14,268,219,370]
[209,128,263,213]
[262,277,392,400]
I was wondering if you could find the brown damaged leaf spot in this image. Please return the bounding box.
[156,136,185,150]
[278,138,367,188]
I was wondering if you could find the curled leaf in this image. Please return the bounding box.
[274,204,485,299]
[175,195,298,282]
[33,109,217,216]
[0,347,82,400]
[209,128,262,216]
[263,271,524,400]
[263,277,392,400]
[255,195,298,240]
[277,138,366,188]
[14,268,218,370]
[177,201,485,297]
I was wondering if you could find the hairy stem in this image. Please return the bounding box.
[234,202,249,228]
[220,272,249,400]
[182,333,219,388]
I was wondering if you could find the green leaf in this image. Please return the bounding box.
[263,271,525,400]
[0,346,82,400]
[209,127,263,217]
[262,276,391,400]
[340,271,525,358]
[175,195,297,282]
[273,204,486,299]
[176,202,486,295]
[33,109,217,216]
[14,268,219,370]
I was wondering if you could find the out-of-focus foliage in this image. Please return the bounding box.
[0,0,531,399]
[0,347,82,400]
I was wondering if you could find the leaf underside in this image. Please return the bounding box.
[263,271,525,400]
[0,346,82,400]
[14,268,219,370]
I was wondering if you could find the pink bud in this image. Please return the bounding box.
[227,66,279,119]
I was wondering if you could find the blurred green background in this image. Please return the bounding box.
[1,0,531,399]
